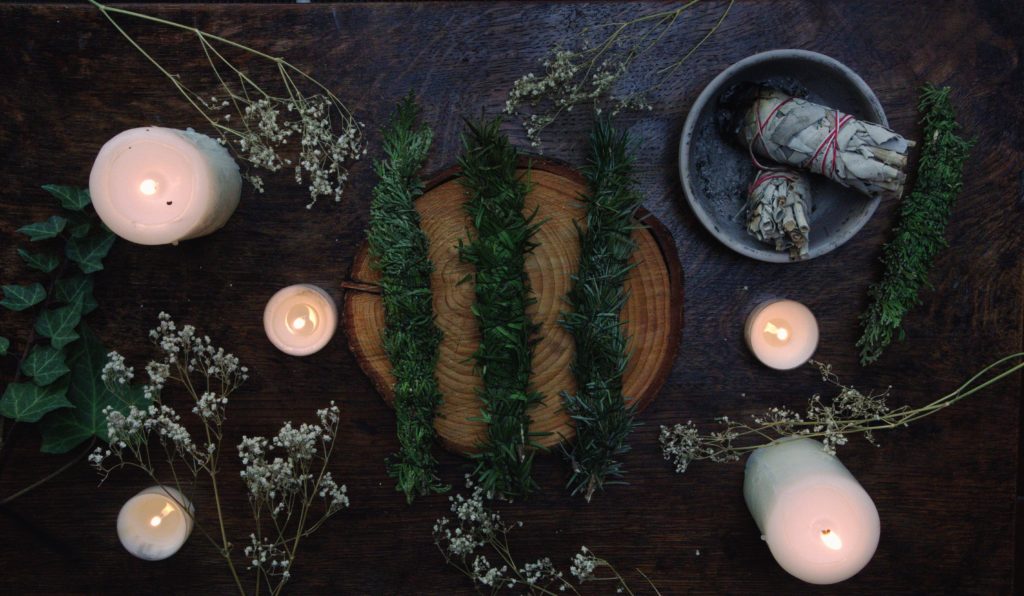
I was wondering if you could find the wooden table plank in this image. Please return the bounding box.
[0,2,1021,593]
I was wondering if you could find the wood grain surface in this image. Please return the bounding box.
[0,2,1021,594]
[344,158,683,454]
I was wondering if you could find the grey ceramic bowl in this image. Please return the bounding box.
[678,49,888,262]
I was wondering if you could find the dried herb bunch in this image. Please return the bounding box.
[91,1,365,208]
[1,185,120,504]
[561,118,643,501]
[858,84,974,365]
[92,314,349,596]
[434,476,660,595]
[458,120,544,499]
[367,94,448,502]
[660,355,1024,474]
[505,1,734,147]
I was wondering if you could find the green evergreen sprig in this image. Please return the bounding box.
[562,118,642,502]
[458,119,544,499]
[858,84,974,365]
[367,94,449,502]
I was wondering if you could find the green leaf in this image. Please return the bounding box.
[39,323,145,453]
[17,248,61,273]
[0,379,72,423]
[66,229,115,274]
[35,304,82,349]
[0,336,9,355]
[21,345,70,386]
[0,283,46,311]
[54,274,97,315]
[17,215,67,241]
[42,184,91,211]
[65,212,93,239]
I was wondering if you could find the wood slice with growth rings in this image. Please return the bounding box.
[343,158,683,455]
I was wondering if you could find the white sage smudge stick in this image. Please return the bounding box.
[738,87,910,201]
[746,168,812,259]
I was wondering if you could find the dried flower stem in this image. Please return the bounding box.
[660,354,1024,474]
[90,0,365,207]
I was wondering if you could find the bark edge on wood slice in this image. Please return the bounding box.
[343,157,683,455]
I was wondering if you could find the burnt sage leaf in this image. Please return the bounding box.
[17,215,67,241]
[40,323,146,454]
[35,303,83,349]
[0,336,9,356]
[42,184,91,211]
[21,345,70,386]
[0,379,72,423]
[66,229,115,274]
[0,283,46,311]
[54,274,98,315]
[18,248,61,273]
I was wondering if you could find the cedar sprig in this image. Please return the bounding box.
[367,93,448,502]
[457,119,545,499]
[561,118,643,502]
[858,84,974,365]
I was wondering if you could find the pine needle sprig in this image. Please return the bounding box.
[562,118,643,502]
[457,119,545,499]
[858,84,974,365]
[367,93,448,502]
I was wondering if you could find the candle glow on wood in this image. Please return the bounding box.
[744,438,880,584]
[117,486,194,561]
[745,300,819,369]
[89,127,241,245]
[264,284,337,356]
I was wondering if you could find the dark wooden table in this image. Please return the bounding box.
[1,2,1022,594]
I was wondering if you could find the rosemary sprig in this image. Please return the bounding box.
[367,94,448,503]
[457,119,544,499]
[562,118,642,502]
[858,84,974,365]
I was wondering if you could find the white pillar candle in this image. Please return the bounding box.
[744,438,880,584]
[117,485,194,561]
[263,284,338,356]
[89,127,241,245]
[745,299,819,370]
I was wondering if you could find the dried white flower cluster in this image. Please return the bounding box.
[91,313,348,596]
[504,2,734,148]
[660,361,906,474]
[433,476,649,594]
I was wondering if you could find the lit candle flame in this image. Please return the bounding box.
[149,502,177,527]
[292,316,307,330]
[763,321,790,342]
[286,304,319,335]
[139,178,159,196]
[820,528,843,550]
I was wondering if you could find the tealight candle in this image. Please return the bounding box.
[744,438,880,584]
[117,485,194,561]
[89,127,241,245]
[263,284,338,356]
[744,299,819,370]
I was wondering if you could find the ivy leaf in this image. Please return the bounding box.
[65,212,93,239]
[66,229,116,274]
[21,345,70,386]
[0,336,9,355]
[0,283,46,311]
[0,379,72,423]
[54,274,97,315]
[39,323,145,453]
[17,215,67,241]
[35,304,82,349]
[42,184,91,211]
[17,248,61,273]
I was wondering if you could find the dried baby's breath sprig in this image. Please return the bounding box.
[505,1,734,148]
[433,476,660,595]
[91,313,348,596]
[90,1,365,208]
[660,354,1024,474]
